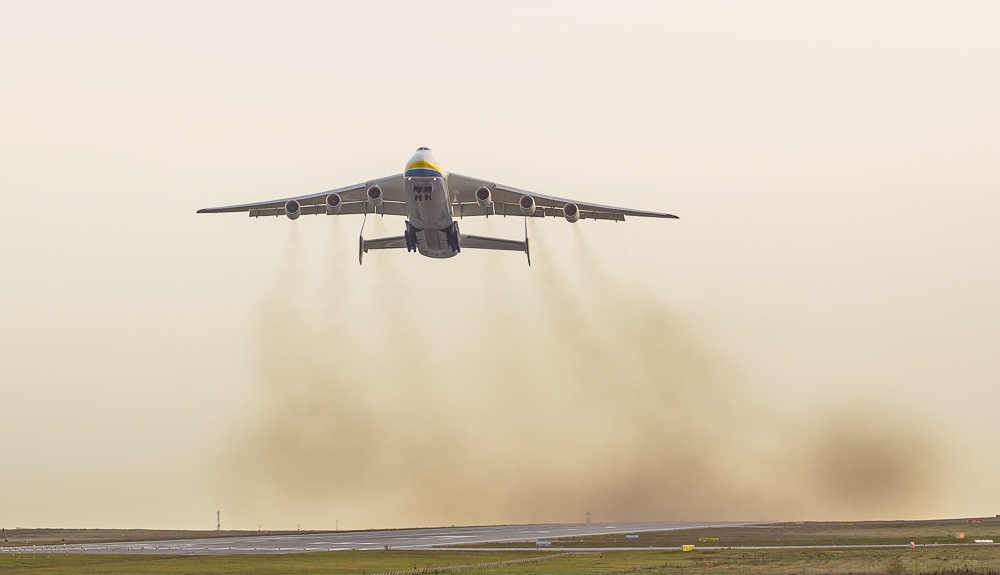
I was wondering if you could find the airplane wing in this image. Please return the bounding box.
[196,174,408,217]
[447,173,678,221]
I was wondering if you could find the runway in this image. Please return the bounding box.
[0,521,758,556]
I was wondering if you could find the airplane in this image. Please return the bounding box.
[197,148,678,265]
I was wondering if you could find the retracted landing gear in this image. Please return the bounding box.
[446,222,461,253]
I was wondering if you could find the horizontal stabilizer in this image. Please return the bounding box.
[359,234,407,265]
[460,234,526,252]
[362,235,407,252]
[358,233,531,265]
[460,233,530,266]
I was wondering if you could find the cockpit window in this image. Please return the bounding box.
[417,147,431,151]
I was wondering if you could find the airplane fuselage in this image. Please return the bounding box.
[404,148,457,259]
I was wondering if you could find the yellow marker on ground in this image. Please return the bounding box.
[682,545,696,551]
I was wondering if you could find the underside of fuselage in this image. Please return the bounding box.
[414,226,458,259]
[405,155,457,258]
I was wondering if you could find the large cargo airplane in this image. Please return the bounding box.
[198,148,678,265]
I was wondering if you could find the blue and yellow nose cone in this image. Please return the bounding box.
[405,149,444,177]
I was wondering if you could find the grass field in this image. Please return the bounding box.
[0,528,322,547]
[2,545,1000,575]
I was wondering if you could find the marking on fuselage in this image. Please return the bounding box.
[413,184,433,202]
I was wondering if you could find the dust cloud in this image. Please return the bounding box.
[219,227,944,530]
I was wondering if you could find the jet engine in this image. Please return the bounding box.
[563,202,580,223]
[284,199,301,220]
[475,186,492,208]
[326,193,342,215]
[519,194,536,216]
[366,185,383,208]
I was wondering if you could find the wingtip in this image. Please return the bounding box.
[196,208,209,214]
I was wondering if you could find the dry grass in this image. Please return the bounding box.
[0,528,325,547]
[1,544,999,575]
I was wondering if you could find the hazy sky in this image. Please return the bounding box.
[1,1,998,531]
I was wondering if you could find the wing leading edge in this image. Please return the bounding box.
[196,174,406,217]
[446,173,679,221]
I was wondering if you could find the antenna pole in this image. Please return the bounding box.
[216,511,220,531]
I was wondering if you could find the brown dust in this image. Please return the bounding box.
[219,227,943,529]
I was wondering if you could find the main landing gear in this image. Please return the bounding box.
[403,221,461,254]
[446,222,461,253]
[404,221,417,252]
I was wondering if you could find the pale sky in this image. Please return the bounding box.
[1,1,998,530]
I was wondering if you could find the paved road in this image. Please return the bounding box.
[0,521,757,556]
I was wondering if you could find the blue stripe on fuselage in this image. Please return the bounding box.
[405,168,444,178]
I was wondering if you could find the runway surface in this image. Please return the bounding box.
[0,521,758,556]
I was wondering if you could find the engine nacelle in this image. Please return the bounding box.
[284,199,301,220]
[366,185,383,208]
[325,193,342,215]
[519,194,536,216]
[475,186,492,208]
[563,202,580,223]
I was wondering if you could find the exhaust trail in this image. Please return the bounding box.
[218,226,944,529]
